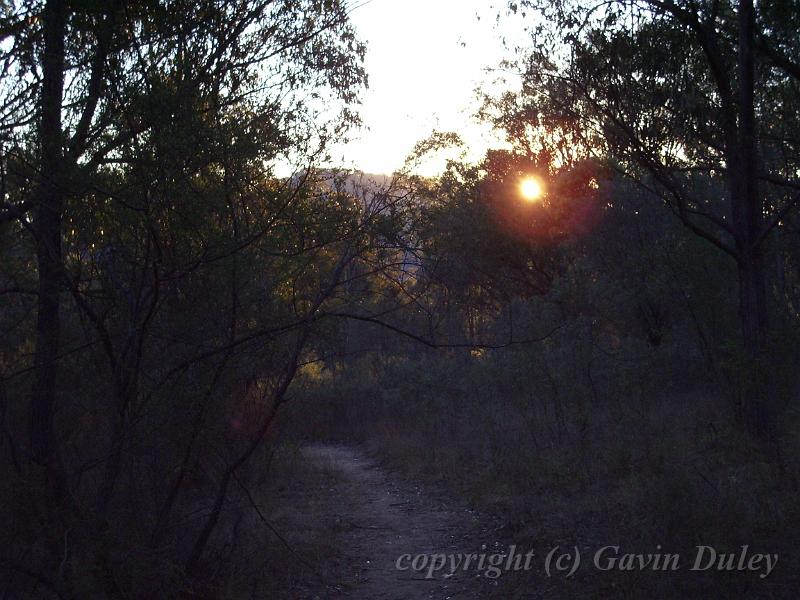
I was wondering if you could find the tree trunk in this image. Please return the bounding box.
[734,0,775,441]
[29,0,67,470]
[737,251,773,439]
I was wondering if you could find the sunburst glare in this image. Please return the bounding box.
[520,176,543,202]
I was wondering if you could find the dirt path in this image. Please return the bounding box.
[298,443,495,599]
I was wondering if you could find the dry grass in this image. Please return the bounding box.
[283,349,800,599]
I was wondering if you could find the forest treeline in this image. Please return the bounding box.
[0,0,799,598]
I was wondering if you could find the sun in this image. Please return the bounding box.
[520,176,543,202]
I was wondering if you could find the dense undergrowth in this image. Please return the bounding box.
[284,319,800,598]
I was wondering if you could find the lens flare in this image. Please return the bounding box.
[520,177,543,201]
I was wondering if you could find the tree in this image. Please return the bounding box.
[497,0,800,439]
[0,1,369,595]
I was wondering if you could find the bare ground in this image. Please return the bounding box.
[266,443,502,599]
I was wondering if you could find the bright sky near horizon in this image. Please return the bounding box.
[329,0,528,176]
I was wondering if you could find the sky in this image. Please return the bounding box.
[328,0,529,176]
